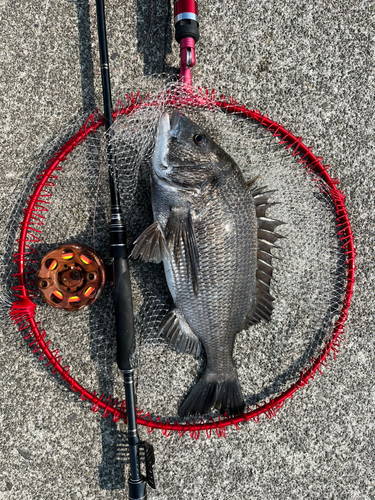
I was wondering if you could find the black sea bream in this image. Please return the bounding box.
[132,111,282,416]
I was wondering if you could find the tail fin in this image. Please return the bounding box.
[178,370,244,417]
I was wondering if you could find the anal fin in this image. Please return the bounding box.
[159,309,201,357]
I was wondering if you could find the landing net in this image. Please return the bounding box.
[3,81,355,437]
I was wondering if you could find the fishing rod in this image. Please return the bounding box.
[94,1,200,495]
[95,1,155,498]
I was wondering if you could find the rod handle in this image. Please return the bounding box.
[112,258,136,370]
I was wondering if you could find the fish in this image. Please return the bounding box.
[131,110,283,417]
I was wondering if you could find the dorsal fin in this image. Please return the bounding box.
[246,184,284,326]
[246,176,259,188]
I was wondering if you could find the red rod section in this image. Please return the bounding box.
[174,0,199,86]
[174,0,198,21]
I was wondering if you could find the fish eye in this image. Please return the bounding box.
[194,133,206,146]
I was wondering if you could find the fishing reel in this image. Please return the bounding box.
[36,243,106,311]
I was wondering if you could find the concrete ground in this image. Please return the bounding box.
[0,1,374,499]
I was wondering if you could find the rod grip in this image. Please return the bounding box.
[112,258,136,370]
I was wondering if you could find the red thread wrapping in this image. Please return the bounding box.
[10,91,356,437]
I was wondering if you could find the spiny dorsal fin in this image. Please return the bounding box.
[256,268,272,286]
[256,283,275,302]
[258,238,281,253]
[258,217,285,232]
[257,259,273,275]
[246,183,284,326]
[255,202,279,217]
[258,228,284,244]
[257,249,272,265]
[251,186,275,197]
[246,175,259,188]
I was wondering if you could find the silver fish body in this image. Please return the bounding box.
[132,111,276,416]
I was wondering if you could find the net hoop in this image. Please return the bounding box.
[10,89,356,438]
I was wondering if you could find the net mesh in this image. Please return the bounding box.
[1,81,355,435]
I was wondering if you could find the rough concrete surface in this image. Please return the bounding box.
[0,1,374,499]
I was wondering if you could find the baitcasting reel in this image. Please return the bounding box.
[36,243,106,311]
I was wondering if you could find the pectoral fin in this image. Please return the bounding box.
[130,222,168,263]
[165,208,200,295]
[159,309,201,357]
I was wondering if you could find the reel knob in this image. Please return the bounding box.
[36,244,106,311]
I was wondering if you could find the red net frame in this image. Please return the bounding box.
[10,89,356,438]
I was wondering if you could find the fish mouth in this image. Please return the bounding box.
[170,110,181,137]
[153,112,170,170]
[152,111,181,176]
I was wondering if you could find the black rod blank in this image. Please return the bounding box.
[95,0,113,131]
[95,0,136,372]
